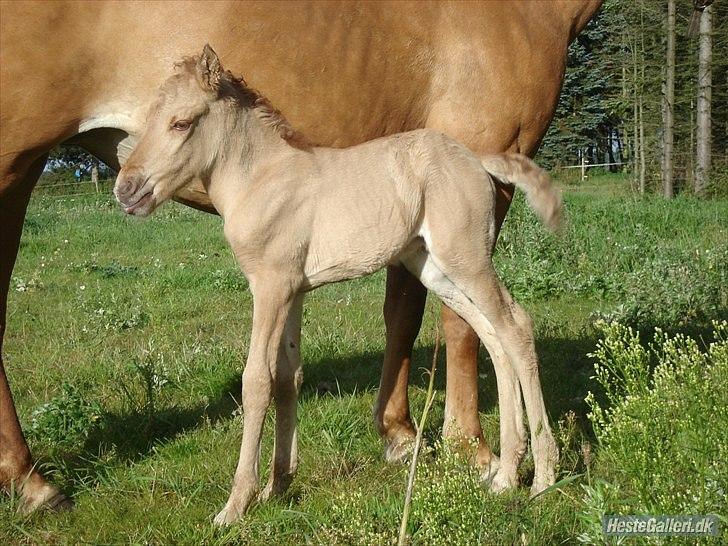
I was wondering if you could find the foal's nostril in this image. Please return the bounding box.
[117,179,133,197]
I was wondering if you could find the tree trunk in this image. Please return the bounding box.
[695,4,712,196]
[632,33,640,191]
[639,97,646,194]
[661,0,676,198]
[689,99,695,189]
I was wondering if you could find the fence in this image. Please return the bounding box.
[34,178,115,198]
[560,160,625,181]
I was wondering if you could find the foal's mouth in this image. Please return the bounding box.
[121,190,154,215]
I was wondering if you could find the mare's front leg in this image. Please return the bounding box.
[1,154,72,513]
[260,294,304,501]
[214,282,297,526]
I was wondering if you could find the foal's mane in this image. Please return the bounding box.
[173,56,311,150]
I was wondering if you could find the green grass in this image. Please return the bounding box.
[1,176,726,544]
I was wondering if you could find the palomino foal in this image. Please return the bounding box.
[115,46,561,525]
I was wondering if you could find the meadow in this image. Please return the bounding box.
[1,175,726,544]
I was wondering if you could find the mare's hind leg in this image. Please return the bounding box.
[1,154,73,513]
[260,295,304,501]
[403,248,556,494]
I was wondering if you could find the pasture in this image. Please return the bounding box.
[1,175,726,544]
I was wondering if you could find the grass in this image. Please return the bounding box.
[1,174,726,544]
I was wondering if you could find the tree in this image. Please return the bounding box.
[46,145,112,181]
[537,9,619,170]
[661,0,676,198]
[695,3,712,196]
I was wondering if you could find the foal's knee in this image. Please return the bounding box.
[242,369,273,411]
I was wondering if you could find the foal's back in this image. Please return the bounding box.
[298,129,497,287]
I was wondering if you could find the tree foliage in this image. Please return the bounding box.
[537,0,727,196]
[46,145,113,181]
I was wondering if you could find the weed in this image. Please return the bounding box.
[27,382,104,452]
[584,321,728,520]
[79,258,140,279]
[12,273,44,293]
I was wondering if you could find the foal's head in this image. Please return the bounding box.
[115,44,298,216]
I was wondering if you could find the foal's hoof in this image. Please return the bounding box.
[489,470,518,493]
[258,474,294,502]
[19,484,74,515]
[478,455,500,484]
[213,505,241,526]
[529,475,555,498]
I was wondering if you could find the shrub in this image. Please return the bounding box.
[496,192,728,333]
[409,443,514,545]
[594,246,727,334]
[318,442,540,545]
[579,321,728,542]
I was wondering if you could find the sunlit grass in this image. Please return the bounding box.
[1,180,726,544]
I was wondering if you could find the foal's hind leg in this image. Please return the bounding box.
[449,268,557,494]
[404,250,556,494]
[260,295,304,501]
[401,249,526,488]
[442,307,498,471]
[489,283,557,494]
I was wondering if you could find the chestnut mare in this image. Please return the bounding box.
[0,1,601,512]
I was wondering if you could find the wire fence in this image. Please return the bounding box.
[34,178,115,198]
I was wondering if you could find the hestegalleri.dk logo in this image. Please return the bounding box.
[602,515,720,536]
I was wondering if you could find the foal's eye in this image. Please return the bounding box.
[171,120,192,131]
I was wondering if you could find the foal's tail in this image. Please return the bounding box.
[480,153,562,231]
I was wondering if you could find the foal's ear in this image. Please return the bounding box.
[197,44,223,91]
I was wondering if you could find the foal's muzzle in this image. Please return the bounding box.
[114,170,155,216]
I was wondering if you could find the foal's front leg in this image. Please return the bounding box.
[214,285,296,526]
[260,294,304,501]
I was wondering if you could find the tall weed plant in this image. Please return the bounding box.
[579,321,728,542]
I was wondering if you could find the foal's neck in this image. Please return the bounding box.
[205,106,298,218]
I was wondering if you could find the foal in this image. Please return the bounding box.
[115,45,561,525]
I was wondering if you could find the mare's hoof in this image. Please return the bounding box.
[19,485,74,515]
[383,435,418,464]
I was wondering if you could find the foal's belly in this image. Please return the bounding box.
[302,227,415,289]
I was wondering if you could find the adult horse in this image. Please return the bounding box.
[0,0,601,512]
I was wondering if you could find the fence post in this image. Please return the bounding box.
[581,153,586,182]
[91,164,99,193]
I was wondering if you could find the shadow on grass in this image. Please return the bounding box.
[37,317,722,497]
